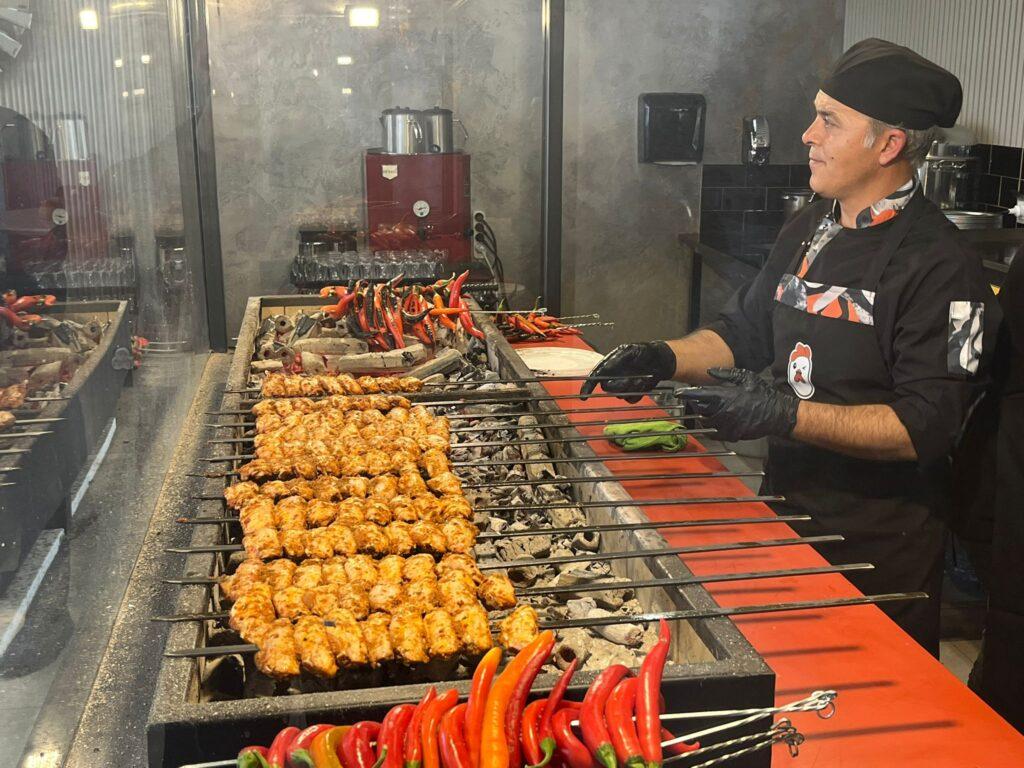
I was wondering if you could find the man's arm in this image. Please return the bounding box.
[666,329,736,384]
[793,401,917,461]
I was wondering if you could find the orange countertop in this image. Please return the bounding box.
[514,336,1024,767]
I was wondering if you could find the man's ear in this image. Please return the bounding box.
[877,128,908,166]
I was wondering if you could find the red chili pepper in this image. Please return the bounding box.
[439,703,472,768]
[536,659,579,768]
[2,290,16,307]
[379,704,417,768]
[267,726,301,767]
[466,647,502,768]
[636,621,671,768]
[288,724,334,767]
[580,665,629,768]
[605,680,644,768]
[238,746,270,768]
[343,721,386,768]
[457,299,486,340]
[659,729,699,757]
[424,689,460,768]
[433,294,458,331]
[505,632,556,768]
[405,686,438,768]
[448,270,470,309]
[521,699,547,767]
[0,307,31,329]
[552,710,593,768]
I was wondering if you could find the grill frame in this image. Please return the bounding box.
[146,295,774,768]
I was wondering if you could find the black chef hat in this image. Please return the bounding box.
[821,38,962,129]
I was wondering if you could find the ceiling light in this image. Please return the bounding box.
[348,7,378,27]
[140,54,151,64]
[337,55,353,65]
[132,87,145,96]
[121,90,129,98]
[312,68,319,77]
[79,9,99,29]
[114,57,123,68]
[342,87,353,95]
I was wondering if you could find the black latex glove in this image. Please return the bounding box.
[679,367,800,442]
[579,341,677,403]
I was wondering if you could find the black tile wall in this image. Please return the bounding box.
[976,143,1023,228]
[700,163,810,265]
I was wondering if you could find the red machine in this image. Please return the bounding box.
[364,151,472,263]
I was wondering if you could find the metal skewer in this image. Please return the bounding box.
[8,417,65,425]
[461,471,763,489]
[24,395,71,402]
[0,448,31,455]
[160,592,925,657]
[452,451,735,468]
[0,431,54,439]
[190,493,784,509]
[206,389,687,416]
[226,374,655,395]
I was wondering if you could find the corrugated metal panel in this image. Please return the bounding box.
[845,0,1024,146]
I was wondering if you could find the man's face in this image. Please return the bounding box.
[802,91,889,200]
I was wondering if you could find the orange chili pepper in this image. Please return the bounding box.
[466,648,502,768]
[480,632,555,768]
[423,689,460,768]
[433,293,458,331]
[310,726,351,768]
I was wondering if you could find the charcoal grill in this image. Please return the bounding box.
[146,295,917,768]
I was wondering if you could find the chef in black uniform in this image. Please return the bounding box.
[581,39,993,655]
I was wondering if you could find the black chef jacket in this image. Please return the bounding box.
[706,192,993,653]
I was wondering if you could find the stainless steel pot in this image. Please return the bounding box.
[380,107,424,154]
[420,107,468,153]
[781,190,814,219]
[919,142,980,210]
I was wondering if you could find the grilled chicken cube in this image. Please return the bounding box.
[439,573,479,612]
[361,612,395,666]
[344,554,379,589]
[499,605,540,651]
[224,481,260,509]
[479,573,517,610]
[304,584,342,617]
[369,475,399,503]
[390,495,418,523]
[285,479,317,500]
[324,608,369,667]
[403,553,437,583]
[229,583,275,637]
[239,497,276,531]
[364,500,392,526]
[411,495,442,522]
[326,523,358,556]
[280,529,307,559]
[406,577,441,613]
[292,560,324,590]
[455,603,494,655]
[351,522,390,556]
[306,499,338,527]
[255,618,301,679]
[390,610,429,664]
[337,586,370,620]
[427,472,462,496]
[385,522,416,556]
[438,495,473,521]
[265,558,298,591]
[424,609,462,659]
[305,527,336,559]
[294,616,339,678]
[391,451,420,474]
[341,476,370,499]
[438,554,483,584]
[398,471,429,497]
[263,480,296,499]
[322,556,349,586]
[243,528,282,560]
[368,581,406,614]
[441,518,478,555]
[273,586,311,619]
[420,449,450,479]
[274,496,308,529]
[221,559,266,601]
[421,434,450,453]
[334,498,366,526]
[410,521,448,555]
[363,450,391,478]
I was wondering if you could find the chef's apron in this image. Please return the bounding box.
[763,190,946,655]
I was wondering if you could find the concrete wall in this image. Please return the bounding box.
[207,0,543,333]
[562,0,845,349]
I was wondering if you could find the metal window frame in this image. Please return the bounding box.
[542,0,565,316]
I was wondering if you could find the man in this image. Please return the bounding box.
[582,39,994,655]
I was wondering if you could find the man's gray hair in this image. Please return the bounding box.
[863,118,937,165]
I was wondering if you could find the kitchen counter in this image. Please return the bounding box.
[517,333,1024,766]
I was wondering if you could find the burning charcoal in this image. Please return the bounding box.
[594,588,632,611]
[553,628,592,670]
[566,597,598,619]
[584,639,643,671]
[475,540,496,558]
[550,506,586,528]
[526,462,558,483]
[571,531,601,552]
[585,608,644,647]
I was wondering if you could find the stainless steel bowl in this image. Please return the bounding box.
[943,210,1004,230]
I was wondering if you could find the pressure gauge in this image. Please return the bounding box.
[412,199,430,218]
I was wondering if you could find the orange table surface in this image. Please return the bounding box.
[512,335,1024,767]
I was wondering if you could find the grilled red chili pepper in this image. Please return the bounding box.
[0,307,32,329]
[266,726,301,767]
[379,704,417,768]
[466,647,502,768]
[424,689,460,768]
[636,620,671,768]
[238,746,270,768]
[521,699,548,767]
[552,709,593,768]
[457,299,486,340]
[534,658,578,768]
[580,665,629,768]
[505,632,556,768]
[439,703,472,768]
[605,680,644,768]
[288,724,334,767]
[448,270,470,309]
[9,294,56,312]
[405,686,438,768]
[343,721,385,768]
[659,729,699,757]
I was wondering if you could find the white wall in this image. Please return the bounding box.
[845,0,1024,146]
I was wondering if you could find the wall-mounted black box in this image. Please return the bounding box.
[638,93,706,165]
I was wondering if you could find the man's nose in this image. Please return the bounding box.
[802,117,820,146]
